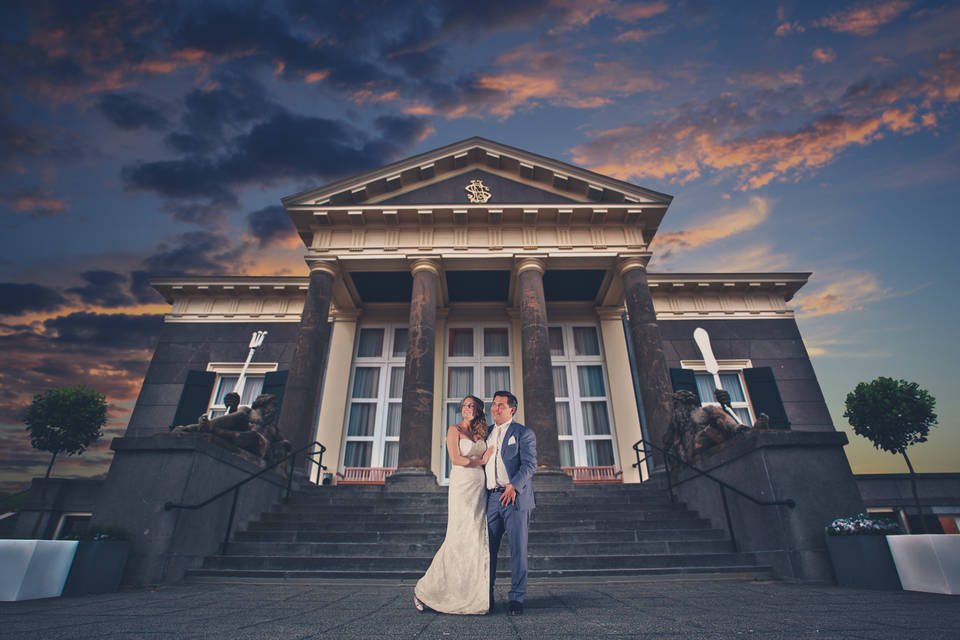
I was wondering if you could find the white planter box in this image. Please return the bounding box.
[886,534,960,595]
[0,540,79,601]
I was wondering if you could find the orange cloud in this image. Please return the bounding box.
[652,196,772,253]
[738,69,804,89]
[552,0,669,30]
[815,0,911,36]
[572,50,958,190]
[2,191,69,217]
[775,22,805,36]
[793,273,889,316]
[812,47,837,64]
[615,26,668,42]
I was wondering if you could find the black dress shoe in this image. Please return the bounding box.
[508,600,523,616]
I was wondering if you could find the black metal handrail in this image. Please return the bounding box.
[632,438,794,551]
[165,440,327,553]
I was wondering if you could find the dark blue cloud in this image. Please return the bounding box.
[140,230,249,275]
[66,270,135,307]
[123,111,433,202]
[0,283,67,315]
[44,312,163,350]
[97,92,169,130]
[247,205,295,248]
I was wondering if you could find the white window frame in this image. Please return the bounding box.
[680,359,756,426]
[341,325,408,471]
[441,324,513,485]
[550,324,619,470]
[205,361,279,418]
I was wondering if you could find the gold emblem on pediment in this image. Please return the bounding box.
[465,179,492,203]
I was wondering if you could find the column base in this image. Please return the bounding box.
[385,468,441,492]
[532,468,574,492]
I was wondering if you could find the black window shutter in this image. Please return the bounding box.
[670,368,700,401]
[170,370,216,430]
[743,367,791,430]
[262,370,288,412]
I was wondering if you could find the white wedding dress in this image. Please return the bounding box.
[414,437,490,614]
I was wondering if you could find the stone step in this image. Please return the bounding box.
[262,504,688,519]
[224,538,735,557]
[202,552,756,572]
[232,527,726,544]
[245,516,712,533]
[185,564,774,583]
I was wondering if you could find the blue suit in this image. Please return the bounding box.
[487,420,537,604]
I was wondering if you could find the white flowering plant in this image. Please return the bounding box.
[825,513,903,536]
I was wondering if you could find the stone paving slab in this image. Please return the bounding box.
[1,580,957,640]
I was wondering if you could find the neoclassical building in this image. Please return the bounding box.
[131,137,829,487]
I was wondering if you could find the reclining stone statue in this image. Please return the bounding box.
[172,393,291,463]
[664,388,769,464]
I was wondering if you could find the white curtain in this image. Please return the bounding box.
[448,367,473,398]
[344,441,372,467]
[577,366,605,397]
[581,401,611,435]
[483,328,509,356]
[352,367,380,398]
[552,367,568,397]
[357,328,384,357]
[549,327,565,356]
[388,367,404,399]
[392,328,408,357]
[573,326,600,356]
[484,367,510,397]
[586,440,615,466]
[449,329,473,357]
[347,403,376,436]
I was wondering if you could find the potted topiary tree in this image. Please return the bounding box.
[824,513,903,590]
[61,526,132,597]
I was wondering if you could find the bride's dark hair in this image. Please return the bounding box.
[461,395,488,440]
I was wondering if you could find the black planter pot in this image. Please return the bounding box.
[62,541,131,597]
[824,534,902,590]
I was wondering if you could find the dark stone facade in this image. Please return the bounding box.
[125,322,301,437]
[659,318,833,431]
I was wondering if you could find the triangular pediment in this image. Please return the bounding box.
[374,169,581,206]
[282,137,672,208]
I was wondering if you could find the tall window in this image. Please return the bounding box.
[682,360,755,426]
[550,325,617,469]
[442,325,512,483]
[342,326,408,469]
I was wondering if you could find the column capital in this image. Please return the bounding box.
[618,252,652,276]
[596,305,627,321]
[330,308,361,322]
[306,258,339,277]
[516,256,547,275]
[409,257,442,277]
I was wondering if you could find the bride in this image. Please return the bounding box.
[414,395,496,614]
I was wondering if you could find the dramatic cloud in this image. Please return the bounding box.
[0,283,68,316]
[97,92,169,130]
[793,273,890,316]
[572,51,958,190]
[123,111,433,212]
[652,196,772,258]
[44,311,163,350]
[0,189,69,217]
[246,205,297,248]
[815,1,911,36]
[66,270,137,307]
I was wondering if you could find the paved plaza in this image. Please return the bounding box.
[1,578,956,639]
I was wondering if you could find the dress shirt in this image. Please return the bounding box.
[485,418,512,490]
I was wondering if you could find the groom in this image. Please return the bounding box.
[484,390,537,616]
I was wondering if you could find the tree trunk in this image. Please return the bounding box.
[30,451,58,539]
[901,449,926,534]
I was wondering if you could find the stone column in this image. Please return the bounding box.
[516,258,562,473]
[620,255,672,470]
[277,260,336,470]
[388,259,440,490]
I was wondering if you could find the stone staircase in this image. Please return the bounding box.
[185,483,775,583]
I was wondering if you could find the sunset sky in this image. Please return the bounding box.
[2,0,958,491]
